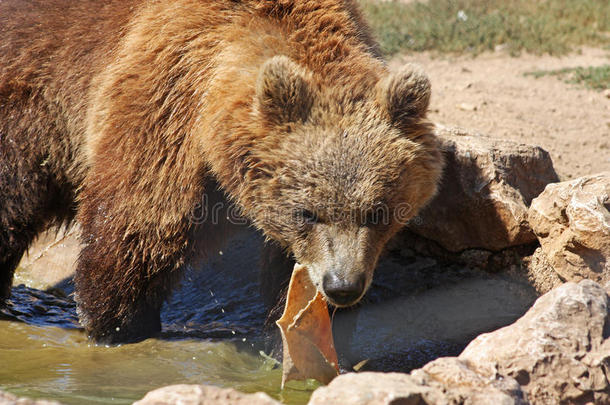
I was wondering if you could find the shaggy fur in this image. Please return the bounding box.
[0,0,443,343]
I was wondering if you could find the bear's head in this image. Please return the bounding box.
[246,56,443,307]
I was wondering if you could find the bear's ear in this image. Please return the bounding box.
[377,63,431,126]
[256,56,313,124]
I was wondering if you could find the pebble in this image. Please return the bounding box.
[458,103,477,111]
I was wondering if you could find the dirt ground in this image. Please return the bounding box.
[392,47,610,180]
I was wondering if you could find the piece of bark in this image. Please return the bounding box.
[276,264,339,387]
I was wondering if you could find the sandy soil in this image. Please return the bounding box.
[392,47,610,180]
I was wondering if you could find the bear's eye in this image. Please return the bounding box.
[294,208,318,227]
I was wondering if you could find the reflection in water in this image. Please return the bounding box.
[0,285,79,330]
[332,253,538,371]
[0,230,539,404]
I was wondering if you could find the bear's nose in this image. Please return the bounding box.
[322,273,366,307]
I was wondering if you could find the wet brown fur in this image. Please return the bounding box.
[0,0,443,343]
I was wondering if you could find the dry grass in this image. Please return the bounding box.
[359,0,610,56]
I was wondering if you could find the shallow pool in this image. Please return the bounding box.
[1,231,538,404]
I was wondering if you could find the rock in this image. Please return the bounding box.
[408,125,559,252]
[309,280,610,405]
[415,357,526,404]
[524,247,563,294]
[528,172,610,285]
[457,102,477,111]
[14,227,80,290]
[134,384,280,405]
[460,280,610,405]
[459,249,492,268]
[309,362,525,405]
[307,372,443,405]
[0,390,62,405]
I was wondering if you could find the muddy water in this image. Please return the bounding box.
[1,230,539,404]
[0,322,317,405]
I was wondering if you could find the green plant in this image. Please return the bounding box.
[524,65,610,90]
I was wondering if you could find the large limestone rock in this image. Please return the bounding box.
[528,172,610,285]
[309,280,610,405]
[408,126,558,252]
[134,384,280,405]
[460,280,610,404]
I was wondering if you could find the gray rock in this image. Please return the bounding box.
[134,384,280,405]
[408,125,559,252]
[528,172,610,285]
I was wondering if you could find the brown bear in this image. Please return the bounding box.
[0,0,443,343]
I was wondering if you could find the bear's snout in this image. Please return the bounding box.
[322,272,366,307]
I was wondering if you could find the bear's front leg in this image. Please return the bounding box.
[74,212,190,343]
[74,167,202,343]
[75,242,183,343]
